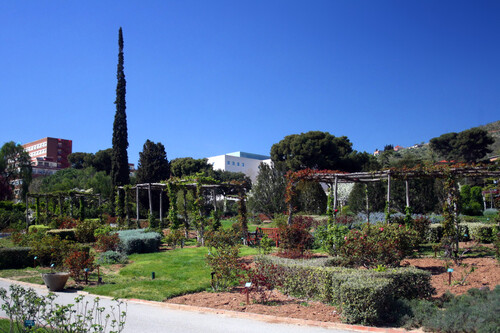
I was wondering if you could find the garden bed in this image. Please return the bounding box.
[165,255,500,323]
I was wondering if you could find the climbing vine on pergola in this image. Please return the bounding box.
[285,163,500,257]
[118,175,250,245]
[25,190,103,228]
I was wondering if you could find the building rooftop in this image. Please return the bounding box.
[226,151,270,160]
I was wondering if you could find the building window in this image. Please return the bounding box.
[242,163,244,167]
[227,161,230,165]
[237,162,240,166]
[232,162,235,165]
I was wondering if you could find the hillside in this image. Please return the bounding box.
[377,119,500,165]
[479,120,500,156]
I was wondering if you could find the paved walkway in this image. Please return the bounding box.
[0,278,406,333]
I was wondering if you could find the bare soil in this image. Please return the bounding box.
[166,251,500,323]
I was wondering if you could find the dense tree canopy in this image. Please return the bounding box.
[136,140,170,184]
[170,157,212,178]
[0,141,32,200]
[30,167,112,198]
[270,131,365,172]
[68,148,112,174]
[429,128,494,162]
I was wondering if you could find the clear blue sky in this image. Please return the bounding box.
[1,0,499,165]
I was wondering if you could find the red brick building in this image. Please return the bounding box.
[22,137,72,177]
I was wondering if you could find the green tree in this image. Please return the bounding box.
[0,141,32,201]
[460,185,484,216]
[248,163,287,217]
[430,128,494,162]
[93,148,112,175]
[111,27,130,188]
[136,140,170,184]
[170,157,212,178]
[68,152,94,169]
[270,131,362,172]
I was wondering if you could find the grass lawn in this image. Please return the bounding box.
[85,246,259,302]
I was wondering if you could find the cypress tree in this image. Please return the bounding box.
[111,27,130,188]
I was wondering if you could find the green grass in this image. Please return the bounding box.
[85,246,259,302]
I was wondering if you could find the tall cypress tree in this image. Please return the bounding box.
[111,27,130,188]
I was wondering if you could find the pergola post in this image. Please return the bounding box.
[333,176,338,216]
[136,186,140,221]
[159,190,163,225]
[386,173,391,211]
[148,183,153,217]
[365,184,370,224]
[405,180,410,208]
[212,189,217,211]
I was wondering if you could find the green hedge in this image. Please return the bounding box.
[255,255,434,325]
[462,223,496,243]
[426,223,496,243]
[28,225,51,233]
[340,276,393,325]
[0,247,32,269]
[117,229,162,254]
[46,228,76,241]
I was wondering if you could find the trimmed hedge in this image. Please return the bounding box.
[425,223,496,243]
[117,229,162,254]
[46,228,76,241]
[28,225,51,233]
[255,255,434,325]
[0,247,32,269]
[340,276,393,325]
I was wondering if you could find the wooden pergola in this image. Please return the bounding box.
[25,191,102,228]
[286,164,500,223]
[118,181,248,224]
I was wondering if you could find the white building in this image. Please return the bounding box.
[207,151,272,182]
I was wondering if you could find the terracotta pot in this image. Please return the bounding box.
[42,272,70,291]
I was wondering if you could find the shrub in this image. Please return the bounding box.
[94,233,120,252]
[277,215,314,258]
[94,225,114,238]
[75,219,100,243]
[412,215,431,243]
[401,286,500,332]
[463,223,495,243]
[0,247,32,269]
[0,209,25,231]
[254,255,434,325]
[206,244,241,291]
[117,229,162,255]
[29,234,76,267]
[483,208,498,217]
[340,223,419,268]
[65,250,95,282]
[163,229,186,249]
[243,260,283,304]
[46,228,76,241]
[340,276,394,325]
[28,224,51,234]
[50,216,78,229]
[205,228,240,248]
[314,223,349,256]
[97,250,128,265]
[258,233,274,255]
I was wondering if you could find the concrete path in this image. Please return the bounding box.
[0,279,404,333]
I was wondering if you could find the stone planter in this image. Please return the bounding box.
[42,272,70,291]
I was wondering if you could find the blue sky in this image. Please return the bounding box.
[1,0,499,165]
